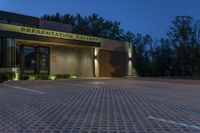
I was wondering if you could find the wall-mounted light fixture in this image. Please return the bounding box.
[127,42,133,76]
[93,48,99,77]
[94,55,97,59]
[128,49,132,58]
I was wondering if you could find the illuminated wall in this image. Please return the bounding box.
[94,48,99,77]
[50,46,93,77]
[79,48,94,77]
[127,43,133,76]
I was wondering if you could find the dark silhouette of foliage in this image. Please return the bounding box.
[41,13,124,40]
[122,16,200,77]
[167,16,200,76]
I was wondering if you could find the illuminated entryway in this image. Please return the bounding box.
[24,46,36,73]
[16,39,94,76]
[16,41,50,74]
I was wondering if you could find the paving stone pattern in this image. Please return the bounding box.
[0,79,200,133]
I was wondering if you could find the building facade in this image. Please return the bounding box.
[0,10,133,77]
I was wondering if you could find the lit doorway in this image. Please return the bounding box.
[24,46,36,73]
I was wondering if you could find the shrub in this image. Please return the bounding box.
[18,69,29,80]
[2,71,15,81]
[63,73,71,79]
[40,74,49,80]
[63,73,78,79]
[70,75,77,79]
[48,74,57,80]
[19,73,29,80]
[55,74,63,79]
[0,73,3,82]
[71,73,78,79]
[28,74,40,80]
[1,71,78,81]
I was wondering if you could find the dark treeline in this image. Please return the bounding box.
[41,13,124,40]
[41,13,200,77]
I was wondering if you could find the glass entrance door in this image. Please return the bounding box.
[24,46,36,73]
[39,47,49,73]
[17,44,50,74]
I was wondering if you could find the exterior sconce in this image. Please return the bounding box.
[94,48,99,77]
[94,55,97,59]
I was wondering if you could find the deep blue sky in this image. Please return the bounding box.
[0,0,200,38]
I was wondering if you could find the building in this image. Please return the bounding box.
[0,10,133,77]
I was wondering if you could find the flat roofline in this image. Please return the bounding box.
[0,30,101,47]
[0,10,130,44]
[0,23,101,43]
[16,39,98,48]
[0,10,39,20]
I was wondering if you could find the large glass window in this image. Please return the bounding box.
[6,38,16,67]
[6,39,12,67]
[15,45,49,74]
[0,19,8,24]
[39,47,49,73]
[16,45,20,67]
[0,38,1,67]
[24,47,35,73]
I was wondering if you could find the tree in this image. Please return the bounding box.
[41,13,124,40]
[167,16,200,76]
[154,39,175,76]
[41,13,200,77]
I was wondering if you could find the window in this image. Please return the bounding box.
[0,19,8,24]
[39,47,49,73]
[15,44,50,74]
[0,38,1,67]
[16,45,20,67]
[24,46,35,73]
[6,38,16,67]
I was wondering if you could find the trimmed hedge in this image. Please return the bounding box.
[1,71,78,81]
[2,71,15,81]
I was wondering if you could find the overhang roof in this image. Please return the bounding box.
[0,23,101,47]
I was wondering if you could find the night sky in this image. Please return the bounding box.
[0,0,200,38]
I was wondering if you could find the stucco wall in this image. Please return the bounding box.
[100,38,130,52]
[39,20,73,33]
[79,48,94,77]
[50,46,93,77]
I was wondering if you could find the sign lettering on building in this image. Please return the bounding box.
[0,23,101,43]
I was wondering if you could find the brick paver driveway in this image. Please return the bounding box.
[0,78,200,133]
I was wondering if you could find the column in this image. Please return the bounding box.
[94,48,99,77]
[127,42,133,76]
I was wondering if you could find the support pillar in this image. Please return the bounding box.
[94,48,99,77]
[127,42,133,76]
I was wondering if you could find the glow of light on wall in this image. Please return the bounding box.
[94,48,99,77]
[94,48,98,56]
[95,59,98,66]
[12,68,19,81]
[128,60,133,76]
[94,58,99,77]
[128,60,132,66]
[49,75,57,80]
[128,44,133,76]
[128,48,132,58]
[13,72,19,81]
